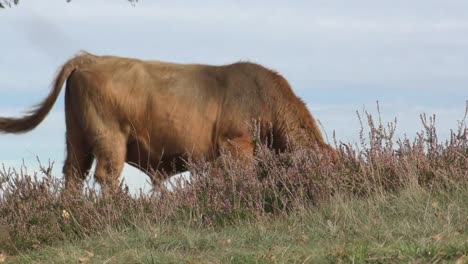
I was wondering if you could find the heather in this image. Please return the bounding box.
[0,107,467,263]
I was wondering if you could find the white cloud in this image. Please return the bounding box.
[2,1,468,87]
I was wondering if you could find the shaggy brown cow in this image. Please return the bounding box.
[0,52,333,193]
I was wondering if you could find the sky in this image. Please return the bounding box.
[0,0,467,192]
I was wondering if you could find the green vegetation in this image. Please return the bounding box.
[4,187,467,263]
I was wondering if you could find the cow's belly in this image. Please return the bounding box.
[125,113,217,175]
[125,140,193,176]
[124,91,220,174]
[155,125,215,159]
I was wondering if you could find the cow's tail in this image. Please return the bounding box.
[0,52,94,134]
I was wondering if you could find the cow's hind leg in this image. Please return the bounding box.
[63,75,95,194]
[63,128,94,194]
[93,133,127,194]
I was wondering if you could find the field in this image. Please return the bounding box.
[0,110,467,263]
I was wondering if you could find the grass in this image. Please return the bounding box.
[6,186,468,263]
[1,105,467,263]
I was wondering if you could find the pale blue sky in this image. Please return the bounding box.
[1,1,467,191]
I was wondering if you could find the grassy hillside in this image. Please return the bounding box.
[5,187,468,263]
[0,109,467,263]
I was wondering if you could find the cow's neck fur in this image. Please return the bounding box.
[266,70,327,151]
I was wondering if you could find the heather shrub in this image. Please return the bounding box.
[0,105,467,251]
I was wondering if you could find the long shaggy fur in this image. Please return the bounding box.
[0,52,334,192]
